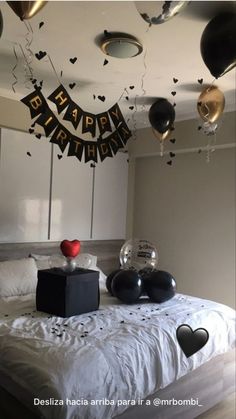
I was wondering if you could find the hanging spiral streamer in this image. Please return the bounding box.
[23,20,34,88]
[11,44,19,93]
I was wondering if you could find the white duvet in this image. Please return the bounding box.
[0,291,235,419]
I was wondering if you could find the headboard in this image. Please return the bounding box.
[0,240,123,275]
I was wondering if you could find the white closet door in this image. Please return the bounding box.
[92,153,128,240]
[50,148,93,241]
[0,128,51,242]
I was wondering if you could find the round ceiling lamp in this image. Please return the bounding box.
[100,32,143,58]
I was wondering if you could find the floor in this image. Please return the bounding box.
[198,393,235,419]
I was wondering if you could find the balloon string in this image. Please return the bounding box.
[19,43,34,79]
[11,44,19,93]
[160,140,164,157]
[47,55,61,85]
[23,20,34,87]
[132,94,138,140]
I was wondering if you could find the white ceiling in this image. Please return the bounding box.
[0,1,235,129]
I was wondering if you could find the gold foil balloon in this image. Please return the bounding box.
[7,1,47,20]
[197,85,225,123]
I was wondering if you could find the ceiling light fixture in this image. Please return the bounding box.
[100,32,143,59]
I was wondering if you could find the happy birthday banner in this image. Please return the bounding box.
[21,85,132,163]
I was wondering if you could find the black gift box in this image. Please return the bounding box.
[36,268,100,317]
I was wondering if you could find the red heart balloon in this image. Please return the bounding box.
[60,240,81,258]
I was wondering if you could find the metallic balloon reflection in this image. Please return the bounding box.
[135,1,190,25]
[120,239,158,271]
[197,85,225,124]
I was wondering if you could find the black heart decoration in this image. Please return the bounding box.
[93,94,96,100]
[39,80,43,87]
[98,95,105,102]
[171,91,176,96]
[176,324,209,358]
[198,149,202,154]
[69,57,77,64]
[198,126,202,131]
[197,101,202,107]
[173,78,178,84]
[39,21,44,29]
[170,138,176,144]
[27,152,32,157]
[35,134,41,139]
[129,86,135,90]
[103,59,109,66]
[60,70,63,78]
[28,128,34,134]
[57,154,63,160]
[170,152,176,158]
[31,78,37,85]
[35,51,47,60]
[198,78,203,85]
[167,160,172,166]
[125,96,129,101]
[90,163,96,168]
[69,83,76,89]
[129,106,134,110]
[173,103,176,107]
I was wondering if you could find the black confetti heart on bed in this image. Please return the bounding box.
[35,51,47,60]
[170,138,176,144]
[176,324,209,358]
[171,91,176,96]
[70,57,77,64]
[39,21,44,29]
[28,128,34,134]
[57,154,63,160]
[98,95,105,102]
[129,86,135,90]
[129,106,134,110]
[198,78,203,85]
[103,59,109,66]
[35,134,41,139]
[69,83,76,90]
[173,78,178,84]
[27,152,32,157]
[167,160,172,166]
[169,152,175,158]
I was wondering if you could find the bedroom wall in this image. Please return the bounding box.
[127,112,236,309]
[0,96,128,243]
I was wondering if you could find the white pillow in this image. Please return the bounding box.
[0,258,38,297]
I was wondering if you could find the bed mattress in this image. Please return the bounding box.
[0,292,235,419]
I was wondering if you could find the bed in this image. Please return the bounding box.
[0,241,235,419]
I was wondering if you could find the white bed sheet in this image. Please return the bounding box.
[0,291,235,419]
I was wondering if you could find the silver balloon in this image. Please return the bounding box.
[120,239,158,271]
[135,1,190,25]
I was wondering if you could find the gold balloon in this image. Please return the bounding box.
[152,128,171,142]
[7,1,47,20]
[197,85,225,123]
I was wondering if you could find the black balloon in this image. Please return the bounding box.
[106,269,122,295]
[149,99,175,133]
[139,267,156,295]
[112,270,143,304]
[144,270,176,303]
[0,9,3,38]
[200,13,236,79]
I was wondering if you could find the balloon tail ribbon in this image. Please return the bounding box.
[11,44,19,93]
[19,43,34,81]
[132,94,138,141]
[160,140,164,157]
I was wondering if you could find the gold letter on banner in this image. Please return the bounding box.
[48,85,71,114]
[21,89,47,118]
[50,124,71,152]
[82,112,96,137]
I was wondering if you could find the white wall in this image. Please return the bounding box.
[128,112,236,309]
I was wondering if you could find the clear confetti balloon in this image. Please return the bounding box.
[135,1,190,25]
[120,239,158,271]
